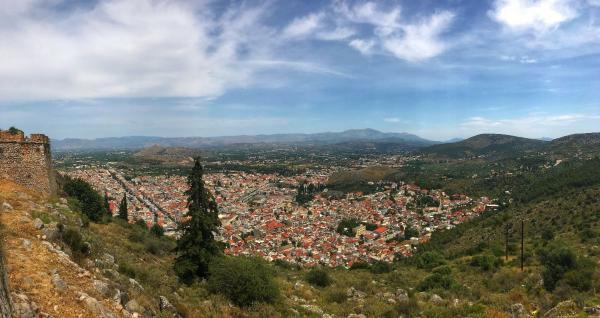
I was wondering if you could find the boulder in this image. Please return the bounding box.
[129,278,144,292]
[301,304,323,315]
[113,289,129,306]
[510,303,527,318]
[12,301,35,318]
[346,287,366,299]
[584,306,600,315]
[544,300,578,318]
[42,224,59,241]
[51,273,67,292]
[395,288,409,303]
[159,296,174,312]
[430,294,444,305]
[93,280,111,298]
[1,202,13,211]
[11,293,36,318]
[294,281,304,290]
[21,239,32,251]
[125,299,145,314]
[82,294,116,318]
[101,253,115,266]
[33,218,44,230]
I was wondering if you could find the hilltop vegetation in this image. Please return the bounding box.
[420,132,600,160]
[419,134,546,159]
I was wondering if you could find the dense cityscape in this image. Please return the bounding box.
[63,160,496,268]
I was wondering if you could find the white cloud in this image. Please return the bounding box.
[490,0,579,32]
[282,11,355,40]
[500,55,538,63]
[285,2,455,62]
[349,39,376,55]
[283,13,325,38]
[0,0,347,101]
[382,11,455,62]
[337,1,402,33]
[0,0,268,100]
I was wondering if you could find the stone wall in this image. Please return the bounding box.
[0,134,55,196]
[0,244,12,318]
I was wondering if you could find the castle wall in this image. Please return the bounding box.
[0,139,55,196]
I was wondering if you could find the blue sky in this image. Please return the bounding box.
[0,0,599,140]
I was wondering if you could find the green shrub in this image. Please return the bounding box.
[208,257,279,307]
[127,231,146,243]
[538,242,578,291]
[150,223,164,237]
[417,273,454,291]
[60,227,89,257]
[305,268,332,287]
[273,259,301,270]
[370,261,392,274]
[63,177,108,222]
[432,265,452,276]
[350,261,371,270]
[135,219,148,230]
[414,251,446,269]
[470,254,502,271]
[144,237,175,256]
[324,288,347,304]
[118,261,137,278]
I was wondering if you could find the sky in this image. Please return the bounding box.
[0,0,599,141]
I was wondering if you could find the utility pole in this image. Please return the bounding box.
[505,224,510,261]
[520,219,524,272]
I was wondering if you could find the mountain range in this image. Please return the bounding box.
[53,129,600,159]
[52,129,435,150]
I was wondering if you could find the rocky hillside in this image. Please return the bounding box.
[0,181,177,318]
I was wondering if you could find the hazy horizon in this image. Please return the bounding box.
[43,127,595,142]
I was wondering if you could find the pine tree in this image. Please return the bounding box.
[118,194,128,221]
[174,158,221,284]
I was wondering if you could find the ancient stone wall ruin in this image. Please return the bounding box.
[0,131,55,196]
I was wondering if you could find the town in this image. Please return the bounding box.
[62,161,495,268]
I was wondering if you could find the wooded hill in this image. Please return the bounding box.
[420,133,600,160]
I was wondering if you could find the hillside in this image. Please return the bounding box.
[133,145,200,166]
[327,166,398,193]
[0,181,126,317]
[548,133,600,158]
[420,134,547,159]
[2,168,599,317]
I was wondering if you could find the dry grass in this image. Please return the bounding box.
[0,180,123,317]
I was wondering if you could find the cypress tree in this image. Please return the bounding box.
[103,192,111,215]
[119,194,128,221]
[174,158,221,284]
